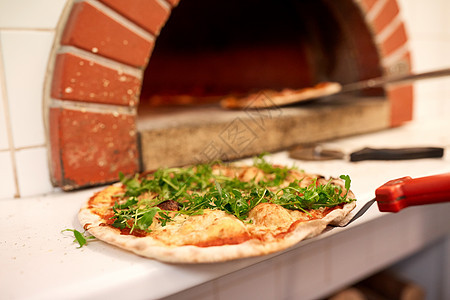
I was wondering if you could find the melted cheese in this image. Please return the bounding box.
[88,185,124,217]
[248,203,294,229]
[149,209,250,247]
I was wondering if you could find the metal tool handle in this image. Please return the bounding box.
[341,68,450,93]
[375,173,450,212]
[349,147,444,162]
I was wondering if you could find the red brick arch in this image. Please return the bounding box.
[45,0,411,190]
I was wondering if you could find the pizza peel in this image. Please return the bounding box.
[333,173,450,227]
[220,68,450,109]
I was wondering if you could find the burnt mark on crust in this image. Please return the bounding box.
[157,200,180,211]
[83,223,92,231]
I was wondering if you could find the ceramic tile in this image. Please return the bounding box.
[408,38,450,121]
[1,30,54,148]
[0,110,8,150]
[15,147,53,197]
[396,0,415,28]
[409,40,450,72]
[0,74,9,150]
[413,79,450,120]
[0,150,17,199]
[0,0,68,29]
[398,0,449,37]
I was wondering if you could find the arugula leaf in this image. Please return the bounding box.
[340,175,351,190]
[61,228,95,248]
[135,207,160,232]
[253,154,291,185]
[340,174,351,198]
[157,211,172,226]
[114,197,138,209]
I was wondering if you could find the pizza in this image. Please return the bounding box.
[79,156,356,263]
[220,82,342,109]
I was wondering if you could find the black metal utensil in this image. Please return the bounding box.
[289,145,444,162]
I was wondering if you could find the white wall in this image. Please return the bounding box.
[388,2,450,293]
[0,0,450,199]
[397,0,450,120]
[0,0,69,199]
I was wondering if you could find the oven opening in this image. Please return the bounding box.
[138,0,358,109]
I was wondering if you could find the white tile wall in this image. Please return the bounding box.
[15,147,54,197]
[0,0,449,199]
[0,0,67,199]
[0,67,9,150]
[397,0,450,121]
[0,151,17,198]
[0,0,68,29]
[1,30,54,149]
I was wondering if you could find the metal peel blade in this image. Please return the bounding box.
[330,199,376,227]
[221,68,450,109]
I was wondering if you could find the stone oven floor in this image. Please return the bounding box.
[137,96,390,170]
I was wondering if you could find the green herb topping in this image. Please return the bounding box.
[112,155,355,233]
[62,228,95,248]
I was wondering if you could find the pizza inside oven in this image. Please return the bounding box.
[79,156,356,263]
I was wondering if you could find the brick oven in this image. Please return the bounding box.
[45,0,413,190]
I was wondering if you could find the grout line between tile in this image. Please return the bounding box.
[0,27,55,32]
[0,144,47,152]
[0,32,20,198]
[14,144,47,151]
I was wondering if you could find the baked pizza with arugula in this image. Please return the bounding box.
[79,156,356,263]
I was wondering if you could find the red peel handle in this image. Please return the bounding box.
[375,173,450,212]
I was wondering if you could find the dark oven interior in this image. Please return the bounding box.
[139,0,384,108]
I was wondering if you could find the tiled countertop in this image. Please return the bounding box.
[2,119,450,300]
